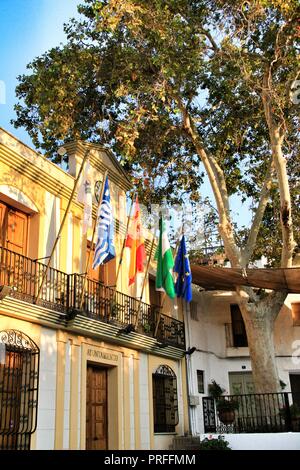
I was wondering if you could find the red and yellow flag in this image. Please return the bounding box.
[125,198,146,286]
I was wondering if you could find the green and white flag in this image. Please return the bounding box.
[155,215,176,299]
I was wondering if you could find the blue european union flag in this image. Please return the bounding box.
[174,235,192,302]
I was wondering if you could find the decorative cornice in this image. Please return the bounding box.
[0,134,79,206]
[0,128,156,252]
[62,141,132,192]
[0,297,184,360]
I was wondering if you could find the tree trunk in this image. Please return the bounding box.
[237,288,287,393]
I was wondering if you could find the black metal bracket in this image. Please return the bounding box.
[66,307,81,322]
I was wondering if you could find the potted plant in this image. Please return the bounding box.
[216,397,239,425]
[290,404,300,431]
[208,380,239,425]
[143,323,152,334]
[279,403,300,431]
[199,435,232,450]
[208,380,225,398]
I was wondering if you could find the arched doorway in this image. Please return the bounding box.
[0,330,39,450]
[152,365,179,433]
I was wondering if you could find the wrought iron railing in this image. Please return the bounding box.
[0,246,185,348]
[202,392,300,433]
[69,274,185,348]
[154,310,186,349]
[69,273,158,326]
[0,246,69,312]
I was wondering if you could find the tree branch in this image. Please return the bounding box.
[208,154,231,216]
[200,28,219,52]
[241,163,274,266]
[170,91,241,266]
[262,68,296,267]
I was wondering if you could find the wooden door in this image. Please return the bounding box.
[87,245,105,283]
[0,202,8,247]
[229,372,257,428]
[149,277,161,307]
[86,365,108,450]
[290,374,300,407]
[0,202,28,255]
[7,209,28,255]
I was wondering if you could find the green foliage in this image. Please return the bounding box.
[208,380,225,398]
[143,323,152,333]
[216,397,239,412]
[199,435,232,450]
[12,0,300,262]
[280,379,287,389]
[279,403,300,419]
[208,380,239,411]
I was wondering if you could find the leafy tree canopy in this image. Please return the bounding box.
[13,0,300,264]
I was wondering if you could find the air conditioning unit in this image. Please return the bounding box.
[189,395,200,406]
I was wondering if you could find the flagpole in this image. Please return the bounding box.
[154,234,181,338]
[134,236,156,329]
[79,169,108,311]
[34,148,91,304]
[107,193,135,321]
[114,193,136,291]
[154,292,165,338]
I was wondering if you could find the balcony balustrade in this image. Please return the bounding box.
[0,246,185,349]
[202,392,300,433]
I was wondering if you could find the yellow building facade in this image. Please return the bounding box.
[0,128,189,450]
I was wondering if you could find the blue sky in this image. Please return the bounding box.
[0,0,251,228]
[0,0,79,147]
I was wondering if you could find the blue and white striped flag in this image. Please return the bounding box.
[92,176,116,268]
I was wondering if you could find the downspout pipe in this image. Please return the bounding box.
[183,300,196,436]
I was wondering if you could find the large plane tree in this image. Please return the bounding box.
[13,0,300,392]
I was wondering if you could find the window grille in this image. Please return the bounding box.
[0,330,39,450]
[197,370,204,394]
[152,365,178,433]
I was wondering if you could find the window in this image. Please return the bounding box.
[0,202,28,255]
[197,370,204,393]
[230,304,248,347]
[149,277,161,307]
[291,303,300,326]
[190,301,198,321]
[86,240,105,283]
[0,330,39,450]
[152,365,178,433]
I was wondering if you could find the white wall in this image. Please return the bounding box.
[153,434,175,450]
[177,360,185,437]
[129,354,135,449]
[63,340,71,449]
[139,353,151,449]
[44,192,60,268]
[35,328,57,449]
[185,290,300,434]
[77,345,82,449]
[66,213,73,273]
[201,433,300,450]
